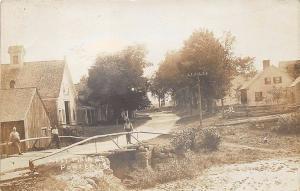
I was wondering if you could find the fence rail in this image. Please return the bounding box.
[30,131,173,165]
[0,131,173,170]
[0,136,86,147]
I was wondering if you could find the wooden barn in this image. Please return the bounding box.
[0,88,51,155]
[1,46,78,127]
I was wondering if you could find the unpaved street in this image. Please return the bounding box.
[146,157,300,191]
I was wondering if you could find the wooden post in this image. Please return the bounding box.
[188,71,207,129]
[198,76,203,129]
[221,98,225,118]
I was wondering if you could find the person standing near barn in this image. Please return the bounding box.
[124,119,133,144]
[51,125,61,149]
[9,127,22,155]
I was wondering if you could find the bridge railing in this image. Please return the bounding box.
[28,131,173,170]
[0,135,86,147]
[0,135,87,156]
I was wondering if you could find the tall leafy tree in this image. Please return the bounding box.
[152,29,256,112]
[87,45,150,120]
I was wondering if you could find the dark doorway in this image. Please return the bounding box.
[241,89,248,105]
[64,101,70,124]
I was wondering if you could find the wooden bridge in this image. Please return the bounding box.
[0,131,174,172]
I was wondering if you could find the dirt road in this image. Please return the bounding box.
[146,157,300,191]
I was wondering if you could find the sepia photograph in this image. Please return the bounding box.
[0,0,299,190]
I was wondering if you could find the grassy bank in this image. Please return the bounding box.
[119,113,300,189]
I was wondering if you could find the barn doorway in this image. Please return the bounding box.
[64,101,70,124]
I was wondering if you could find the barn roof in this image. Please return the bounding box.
[0,88,37,122]
[1,60,65,99]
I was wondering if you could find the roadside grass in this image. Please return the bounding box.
[125,126,222,189]
[125,112,300,189]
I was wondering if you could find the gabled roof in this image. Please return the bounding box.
[0,88,37,122]
[240,72,261,90]
[1,60,65,99]
[291,76,300,87]
[240,65,291,90]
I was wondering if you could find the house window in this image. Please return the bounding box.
[13,56,18,64]
[273,76,282,84]
[255,92,263,102]
[10,80,15,88]
[264,77,271,85]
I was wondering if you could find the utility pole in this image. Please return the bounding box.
[188,71,208,128]
[197,75,202,128]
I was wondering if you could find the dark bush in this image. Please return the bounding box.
[274,113,300,134]
[171,128,197,153]
[171,127,221,152]
[201,128,221,150]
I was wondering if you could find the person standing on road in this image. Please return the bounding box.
[51,125,61,149]
[121,109,129,121]
[124,119,133,144]
[9,127,22,155]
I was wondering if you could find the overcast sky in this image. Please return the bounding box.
[1,0,299,83]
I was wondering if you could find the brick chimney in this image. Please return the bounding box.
[8,45,25,67]
[263,60,270,70]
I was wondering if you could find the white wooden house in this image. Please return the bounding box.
[240,60,294,106]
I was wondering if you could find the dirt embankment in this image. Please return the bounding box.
[123,114,300,190]
[0,155,125,191]
[145,157,300,191]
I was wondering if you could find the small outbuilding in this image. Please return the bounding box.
[290,76,300,105]
[0,88,51,155]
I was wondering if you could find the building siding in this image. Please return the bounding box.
[0,92,51,155]
[57,64,77,126]
[24,93,51,149]
[242,66,294,106]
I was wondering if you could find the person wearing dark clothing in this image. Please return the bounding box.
[124,119,133,144]
[51,126,61,149]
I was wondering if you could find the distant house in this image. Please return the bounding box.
[0,46,77,126]
[290,76,300,105]
[0,88,51,154]
[279,60,300,79]
[74,80,98,125]
[217,75,250,106]
[240,60,294,106]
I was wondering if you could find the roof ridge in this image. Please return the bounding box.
[240,65,294,90]
[23,88,38,120]
[0,87,37,91]
[1,60,66,99]
[1,60,65,66]
[24,60,65,64]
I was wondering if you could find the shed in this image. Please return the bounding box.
[0,88,51,154]
[290,76,300,105]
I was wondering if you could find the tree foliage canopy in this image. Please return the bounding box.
[86,45,150,118]
[151,29,256,110]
